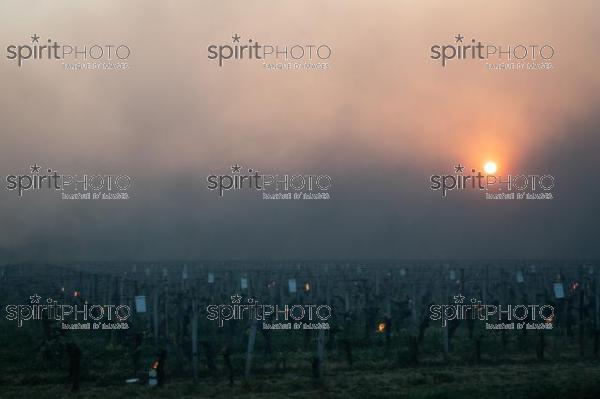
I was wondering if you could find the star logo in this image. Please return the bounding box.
[31,34,40,43]
[231,164,241,173]
[30,164,41,174]
[454,164,465,173]
[453,294,465,304]
[455,34,464,43]
[231,294,242,304]
[30,294,41,304]
[232,34,241,43]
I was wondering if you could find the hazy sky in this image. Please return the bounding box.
[1,0,599,261]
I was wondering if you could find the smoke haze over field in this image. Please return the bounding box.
[1,0,599,261]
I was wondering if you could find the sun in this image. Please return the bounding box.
[484,161,497,174]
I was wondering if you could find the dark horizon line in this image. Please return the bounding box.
[2,257,599,265]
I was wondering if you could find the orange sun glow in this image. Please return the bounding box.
[484,161,498,174]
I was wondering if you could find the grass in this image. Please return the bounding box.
[1,344,600,399]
